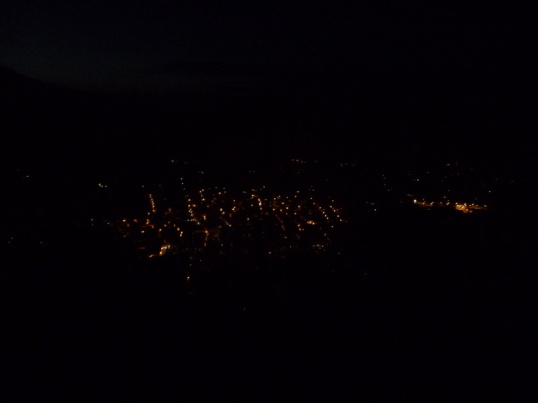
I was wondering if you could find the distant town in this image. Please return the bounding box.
[2,157,504,256]
[67,157,500,266]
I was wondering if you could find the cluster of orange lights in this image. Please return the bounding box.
[102,187,346,260]
[413,199,487,213]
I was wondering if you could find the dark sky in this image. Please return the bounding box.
[1,1,533,92]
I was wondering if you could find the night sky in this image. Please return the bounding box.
[1,1,533,93]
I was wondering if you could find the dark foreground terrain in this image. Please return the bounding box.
[2,203,536,401]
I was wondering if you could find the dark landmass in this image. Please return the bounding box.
[1,67,536,400]
[2,64,536,168]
